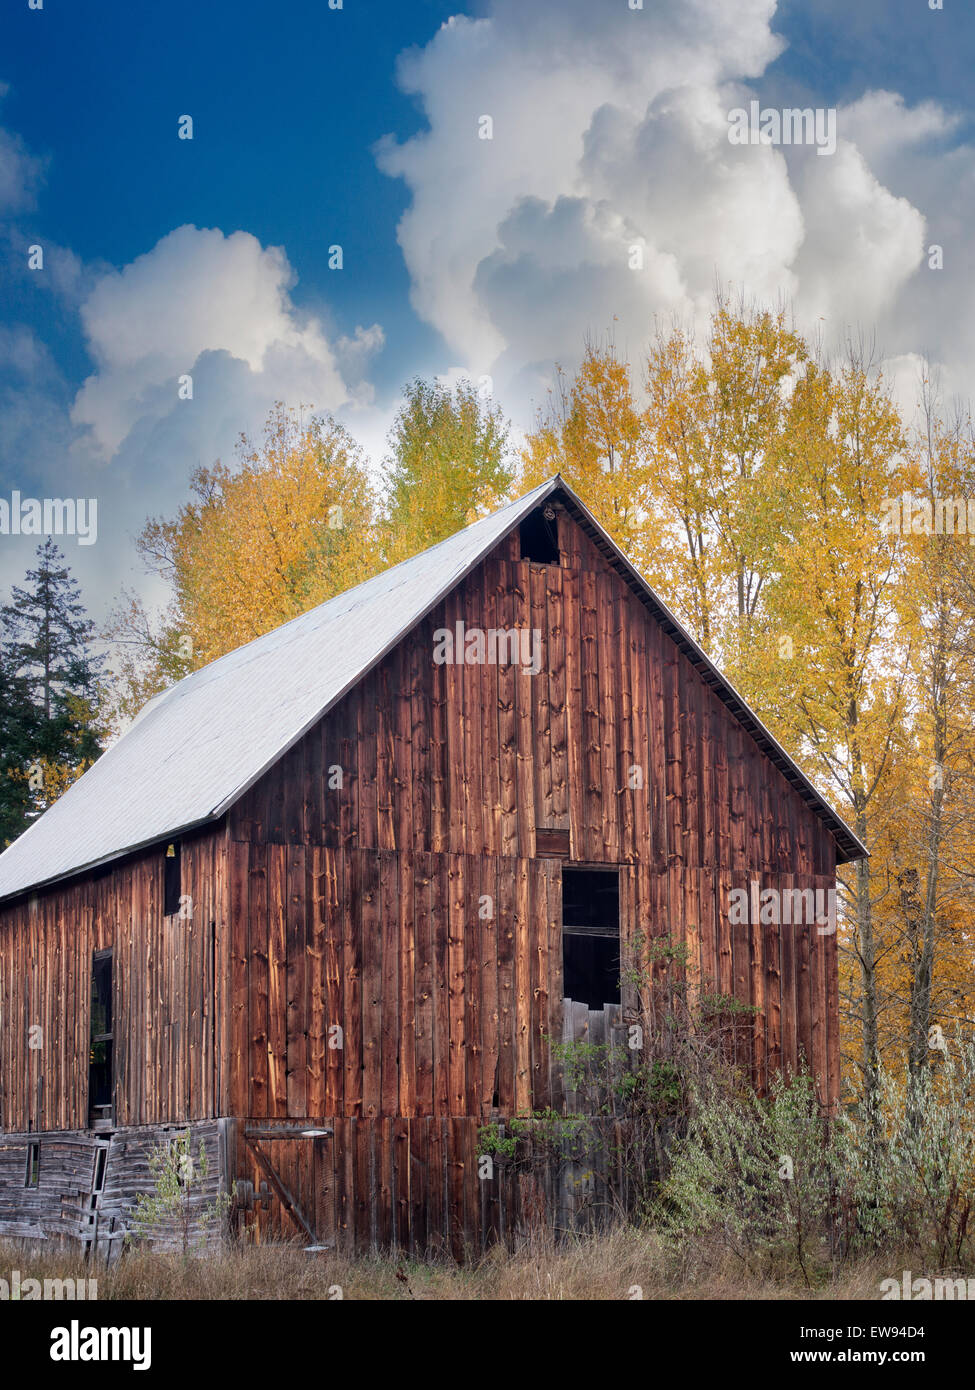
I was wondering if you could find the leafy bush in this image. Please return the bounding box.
[127,1130,231,1255]
[482,929,975,1275]
[480,934,756,1225]
[657,1042,975,1279]
[657,1069,846,1283]
[842,1043,975,1266]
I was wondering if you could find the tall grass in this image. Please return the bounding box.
[0,1230,923,1301]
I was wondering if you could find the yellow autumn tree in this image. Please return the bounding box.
[869,391,975,1079]
[518,338,666,578]
[744,347,916,1094]
[520,302,811,662]
[642,298,809,658]
[104,403,379,726]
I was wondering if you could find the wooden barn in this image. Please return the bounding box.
[0,475,864,1257]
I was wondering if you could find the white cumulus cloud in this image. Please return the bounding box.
[72,224,382,461]
[377,0,975,418]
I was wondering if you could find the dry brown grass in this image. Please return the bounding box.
[0,1230,918,1300]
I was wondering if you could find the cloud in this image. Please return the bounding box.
[0,130,385,615]
[0,100,385,507]
[72,224,382,461]
[377,0,975,416]
[789,135,926,330]
[0,83,44,214]
[822,91,975,415]
[375,1,791,373]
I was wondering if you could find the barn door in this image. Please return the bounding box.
[234,1125,334,1248]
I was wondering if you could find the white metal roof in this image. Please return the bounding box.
[0,474,865,902]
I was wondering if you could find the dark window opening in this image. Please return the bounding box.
[24,1141,39,1188]
[164,841,181,917]
[89,949,114,1127]
[520,506,560,565]
[562,867,620,1010]
[91,951,112,1037]
[92,1143,108,1194]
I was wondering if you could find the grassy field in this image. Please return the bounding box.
[0,1230,923,1300]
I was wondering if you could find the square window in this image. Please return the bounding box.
[561,867,620,1009]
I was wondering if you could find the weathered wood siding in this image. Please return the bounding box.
[221,847,838,1123]
[0,1120,226,1256]
[228,1114,635,1257]
[226,508,840,1122]
[0,829,228,1133]
[231,519,834,874]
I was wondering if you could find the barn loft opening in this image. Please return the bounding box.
[164,841,181,917]
[89,949,114,1130]
[519,505,560,565]
[561,867,621,1010]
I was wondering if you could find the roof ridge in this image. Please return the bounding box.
[152,475,560,706]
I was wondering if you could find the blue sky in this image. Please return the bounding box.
[2,0,463,390]
[1,0,974,617]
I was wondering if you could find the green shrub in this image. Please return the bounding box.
[127,1130,231,1255]
[656,1042,975,1279]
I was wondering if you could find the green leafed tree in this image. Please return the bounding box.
[0,648,36,846]
[381,376,514,563]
